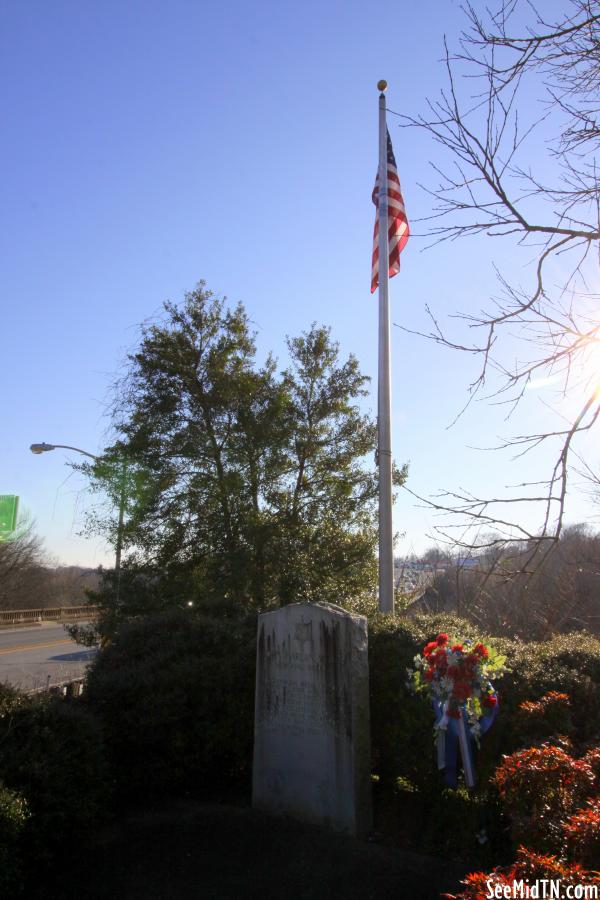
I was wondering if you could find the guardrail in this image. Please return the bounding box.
[0,606,98,626]
[29,676,86,697]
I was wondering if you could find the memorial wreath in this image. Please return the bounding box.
[406,633,506,787]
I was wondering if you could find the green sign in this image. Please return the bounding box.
[0,495,19,537]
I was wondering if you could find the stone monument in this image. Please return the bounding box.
[252,601,372,835]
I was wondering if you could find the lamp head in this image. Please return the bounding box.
[30,443,56,455]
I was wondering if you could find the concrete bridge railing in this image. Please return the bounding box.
[0,606,98,627]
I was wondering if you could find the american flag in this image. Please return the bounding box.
[371,129,409,293]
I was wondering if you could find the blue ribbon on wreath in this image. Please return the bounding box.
[432,695,498,788]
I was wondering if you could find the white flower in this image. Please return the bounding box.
[470,722,482,746]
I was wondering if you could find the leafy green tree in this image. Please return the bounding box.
[274,325,383,604]
[84,283,404,616]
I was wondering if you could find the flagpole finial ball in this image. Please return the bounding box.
[377,79,388,92]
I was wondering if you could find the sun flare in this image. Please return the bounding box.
[579,337,600,399]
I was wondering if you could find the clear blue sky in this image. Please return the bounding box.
[2,0,596,568]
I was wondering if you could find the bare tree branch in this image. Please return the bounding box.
[397,0,600,576]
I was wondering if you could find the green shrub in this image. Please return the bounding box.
[367,614,600,860]
[367,614,509,861]
[0,691,110,868]
[0,681,21,713]
[497,632,600,750]
[0,781,28,896]
[83,608,257,804]
[369,616,600,790]
[368,613,501,790]
[66,607,600,865]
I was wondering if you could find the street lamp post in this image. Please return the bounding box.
[30,442,98,461]
[30,442,126,603]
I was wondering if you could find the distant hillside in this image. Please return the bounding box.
[0,564,101,611]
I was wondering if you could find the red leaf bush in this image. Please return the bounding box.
[584,747,600,781]
[562,796,600,868]
[445,846,599,899]
[515,691,573,745]
[492,743,596,852]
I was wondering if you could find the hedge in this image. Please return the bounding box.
[3,607,599,876]
[0,780,28,896]
[0,688,110,866]
[368,614,600,789]
[83,608,258,804]
[365,613,600,861]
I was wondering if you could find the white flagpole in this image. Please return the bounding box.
[377,80,394,614]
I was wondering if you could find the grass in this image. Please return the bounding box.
[45,800,468,900]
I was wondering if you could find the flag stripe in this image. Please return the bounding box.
[371,130,409,293]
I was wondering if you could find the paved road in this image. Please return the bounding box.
[0,622,97,692]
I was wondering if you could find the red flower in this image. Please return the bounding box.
[453,682,472,702]
[424,641,438,656]
[474,643,489,659]
[451,644,464,653]
[482,695,497,708]
[436,633,449,646]
[434,649,448,669]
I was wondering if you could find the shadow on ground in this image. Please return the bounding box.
[48,801,467,900]
[48,650,97,662]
